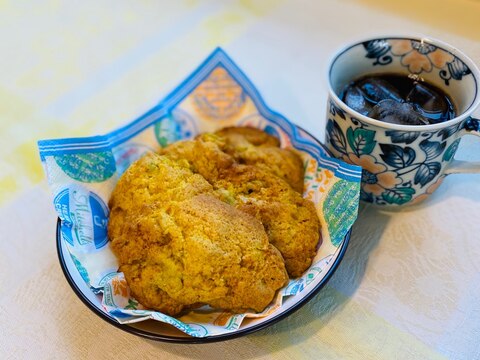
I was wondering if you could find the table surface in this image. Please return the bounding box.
[1,1,480,359]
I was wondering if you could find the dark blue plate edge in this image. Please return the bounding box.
[55,126,354,344]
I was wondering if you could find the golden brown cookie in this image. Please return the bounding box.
[108,152,288,316]
[214,127,305,193]
[215,163,321,278]
[163,133,321,278]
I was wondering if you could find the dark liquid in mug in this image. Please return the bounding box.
[340,74,456,125]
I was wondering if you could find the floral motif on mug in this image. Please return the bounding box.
[326,118,456,205]
[362,39,472,85]
[326,119,411,204]
[390,39,454,74]
[343,153,401,195]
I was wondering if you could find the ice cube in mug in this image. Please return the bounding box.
[359,78,403,104]
[342,85,372,115]
[406,82,454,123]
[368,99,430,125]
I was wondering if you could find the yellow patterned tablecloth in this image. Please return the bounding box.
[1,1,480,359]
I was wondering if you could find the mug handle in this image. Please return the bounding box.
[444,117,480,174]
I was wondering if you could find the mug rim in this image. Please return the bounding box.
[327,35,480,131]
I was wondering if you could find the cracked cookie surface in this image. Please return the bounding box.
[108,153,288,316]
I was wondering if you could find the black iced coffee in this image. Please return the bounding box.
[340,74,456,125]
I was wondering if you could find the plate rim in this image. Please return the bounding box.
[55,126,354,343]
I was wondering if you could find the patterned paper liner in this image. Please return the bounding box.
[38,48,361,337]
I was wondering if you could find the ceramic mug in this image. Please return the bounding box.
[326,36,480,206]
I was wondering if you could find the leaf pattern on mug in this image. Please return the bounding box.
[326,119,348,154]
[437,122,461,140]
[419,140,446,161]
[414,162,441,187]
[325,117,463,205]
[346,127,376,156]
[379,144,416,168]
[442,139,460,162]
[381,186,415,205]
[385,130,419,144]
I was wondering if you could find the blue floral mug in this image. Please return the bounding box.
[326,36,480,206]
